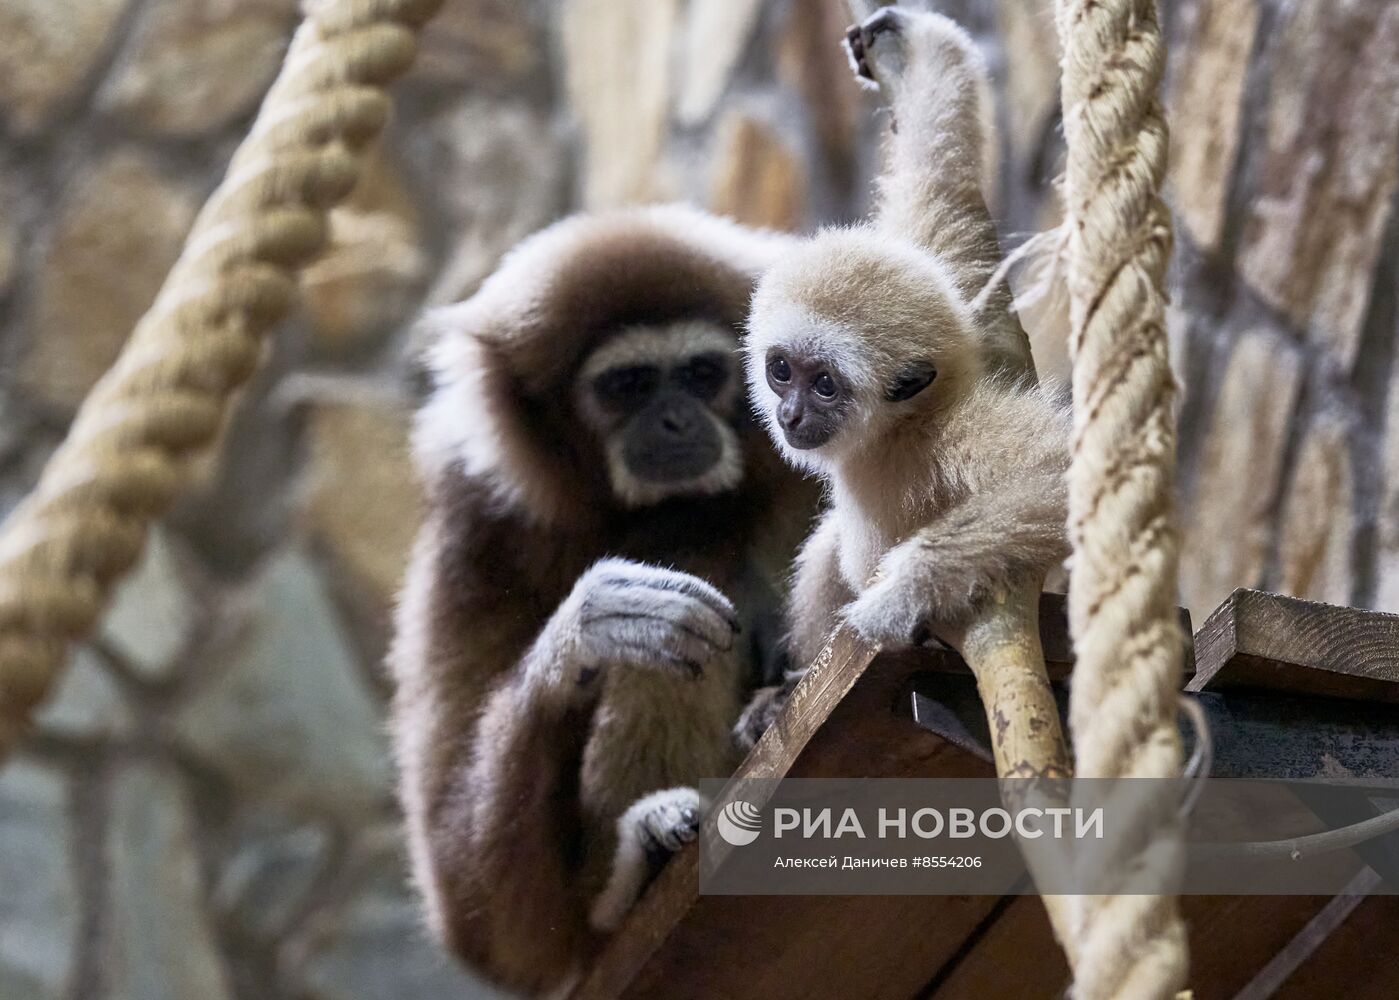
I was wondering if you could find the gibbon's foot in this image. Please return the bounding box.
[637,790,704,857]
[531,559,740,696]
[733,683,789,753]
[844,6,910,91]
[589,788,705,931]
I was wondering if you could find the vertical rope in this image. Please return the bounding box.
[0,0,443,759]
[1055,0,1188,997]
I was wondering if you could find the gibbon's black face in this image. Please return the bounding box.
[577,323,746,507]
[764,351,849,450]
[764,348,938,451]
[596,353,726,480]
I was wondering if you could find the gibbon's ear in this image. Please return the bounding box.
[885,362,937,402]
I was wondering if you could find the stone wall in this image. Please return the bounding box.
[0,1,1396,998]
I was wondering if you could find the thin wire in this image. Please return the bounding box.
[1177,694,1212,818]
[1197,804,1399,862]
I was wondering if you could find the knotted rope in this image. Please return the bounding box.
[0,0,443,758]
[1055,0,1188,997]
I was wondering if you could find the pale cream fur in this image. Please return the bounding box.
[744,7,1070,667]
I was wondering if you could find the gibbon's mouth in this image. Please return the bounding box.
[613,444,744,506]
[626,440,725,483]
[781,422,837,450]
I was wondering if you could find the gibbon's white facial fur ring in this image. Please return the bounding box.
[577,320,743,395]
[575,321,746,508]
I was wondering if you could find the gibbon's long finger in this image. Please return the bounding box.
[602,636,706,678]
[583,604,736,660]
[844,7,910,92]
[581,605,733,660]
[647,573,740,632]
[571,628,705,677]
[582,584,738,652]
[601,572,740,634]
[580,614,726,676]
[588,559,740,632]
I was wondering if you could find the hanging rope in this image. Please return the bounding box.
[0,0,443,759]
[1055,0,1189,997]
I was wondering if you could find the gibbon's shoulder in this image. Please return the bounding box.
[942,375,1072,472]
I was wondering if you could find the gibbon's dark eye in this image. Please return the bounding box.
[813,372,838,399]
[593,365,661,412]
[768,356,791,384]
[674,352,727,400]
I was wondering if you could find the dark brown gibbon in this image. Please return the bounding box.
[388,205,818,996]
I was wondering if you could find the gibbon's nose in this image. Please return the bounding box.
[660,404,697,436]
[778,394,835,449]
[778,395,804,432]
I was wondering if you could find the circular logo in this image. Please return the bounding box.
[716,799,763,846]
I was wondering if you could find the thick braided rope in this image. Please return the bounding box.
[0,0,443,759]
[1055,1,1188,998]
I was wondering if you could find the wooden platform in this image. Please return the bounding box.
[572,591,1399,1000]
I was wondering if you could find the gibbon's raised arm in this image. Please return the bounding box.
[850,8,1033,377]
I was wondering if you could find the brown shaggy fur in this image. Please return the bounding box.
[388,206,817,995]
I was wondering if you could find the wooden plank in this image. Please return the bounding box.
[1185,591,1399,996]
[571,629,1001,1000]
[928,589,1399,999]
[586,587,1394,1000]
[1191,588,1399,702]
[920,894,1069,999]
[922,893,1335,1000]
[572,597,1187,1000]
[1271,894,1399,999]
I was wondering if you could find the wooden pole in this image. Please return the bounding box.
[945,579,1078,967]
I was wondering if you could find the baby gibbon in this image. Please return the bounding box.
[744,7,1071,677]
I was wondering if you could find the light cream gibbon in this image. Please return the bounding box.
[742,7,1071,702]
[389,205,817,996]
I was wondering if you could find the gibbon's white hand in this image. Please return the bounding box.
[840,537,943,648]
[529,558,740,695]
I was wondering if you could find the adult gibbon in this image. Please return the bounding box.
[388,205,816,995]
[741,6,1070,725]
